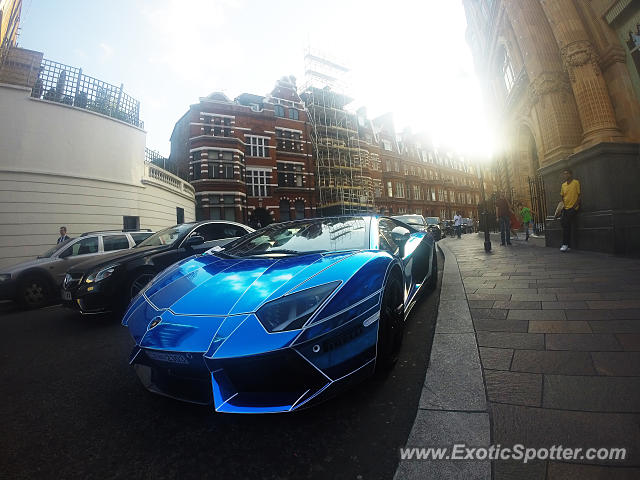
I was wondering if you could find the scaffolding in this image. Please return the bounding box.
[301,48,374,216]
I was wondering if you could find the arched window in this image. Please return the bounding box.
[274,105,285,117]
[288,109,299,120]
[295,200,305,219]
[279,199,290,221]
[498,45,516,93]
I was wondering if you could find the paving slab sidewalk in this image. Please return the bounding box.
[395,241,491,480]
[437,235,640,480]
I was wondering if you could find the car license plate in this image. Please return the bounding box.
[146,351,190,365]
[61,289,72,301]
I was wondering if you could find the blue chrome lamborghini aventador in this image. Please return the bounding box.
[122,216,437,413]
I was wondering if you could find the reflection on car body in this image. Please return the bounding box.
[122,215,438,413]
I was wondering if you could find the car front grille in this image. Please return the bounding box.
[63,273,83,290]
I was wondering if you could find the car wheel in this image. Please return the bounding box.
[376,274,405,371]
[128,270,156,301]
[19,274,52,309]
[426,248,438,290]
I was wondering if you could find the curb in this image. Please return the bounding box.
[394,240,491,479]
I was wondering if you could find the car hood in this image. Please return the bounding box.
[129,250,367,317]
[1,256,58,274]
[67,245,167,274]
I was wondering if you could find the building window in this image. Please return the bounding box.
[279,199,291,221]
[192,163,202,180]
[626,26,640,80]
[176,207,184,224]
[395,182,405,198]
[387,181,393,198]
[295,200,305,219]
[206,195,236,221]
[278,162,303,187]
[207,162,234,179]
[374,180,382,198]
[274,105,285,117]
[382,139,392,151]
[499,46,516,93]
[247,169,270,197]
[123,216,139,231]
[246,136,269,157]
[288,109,299,120]
[413,184,422,200]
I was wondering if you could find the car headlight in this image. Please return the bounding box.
[256,281,340,332]
[0,273,10,282]
[85,265,118,283]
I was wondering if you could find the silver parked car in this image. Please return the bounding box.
[0,230,153,309]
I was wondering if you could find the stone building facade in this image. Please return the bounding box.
[463,0,640,253]
[170,77,316,226]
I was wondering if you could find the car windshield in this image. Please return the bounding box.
[426,217,439,225]
[136,224,193,247]
[38,239,73,258]
[221,217,369,257]
[393,215,424,227]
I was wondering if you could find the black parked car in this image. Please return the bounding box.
[61,221,254,314]
[425,217,442,241]
[392,214,442,241]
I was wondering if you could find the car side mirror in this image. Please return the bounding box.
[391,226,411,247]
[184,235,205,248]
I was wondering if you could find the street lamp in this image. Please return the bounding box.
[479,166,491,252]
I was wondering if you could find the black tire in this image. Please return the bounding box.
[125,269,156,304]
[18,274,52,309]
[376,274,405,371]
[426,248,438,290]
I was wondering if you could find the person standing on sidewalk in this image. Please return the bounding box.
[57,226,70,244]
[518,203,534,241]
[495,193,512,246]
[453,212,462,239]
[560,168,581,252]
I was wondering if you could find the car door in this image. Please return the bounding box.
[52,236,101,284]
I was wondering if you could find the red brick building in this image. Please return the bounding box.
[170,76,315,226]
[362,111,481,222]
[171,76,482,226]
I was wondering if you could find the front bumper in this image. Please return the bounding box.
[130,345,376,413]
[0,278,18,301]
[63,279,116,314]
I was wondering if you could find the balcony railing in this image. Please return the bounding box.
[143,162,195,197]
[30,58,143,128]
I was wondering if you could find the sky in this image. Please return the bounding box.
[16,0,494,158]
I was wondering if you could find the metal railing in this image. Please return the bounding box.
[30,58,143,128]
[528,174,548,235]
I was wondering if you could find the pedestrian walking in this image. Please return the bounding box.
[495,193,512,246]
[559,168,580,252]
[453,212,462,239]
[518,202,534,241]
[57,226,70,244]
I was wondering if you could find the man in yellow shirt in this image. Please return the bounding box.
[560,168,581,252]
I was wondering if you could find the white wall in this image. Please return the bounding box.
[0,84,195,268]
